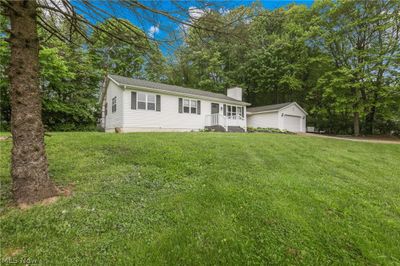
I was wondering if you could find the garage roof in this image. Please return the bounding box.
[247,102,307,115]
[247,102,293,113]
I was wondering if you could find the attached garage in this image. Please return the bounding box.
[283,115,303,132]
[247,102,307,133]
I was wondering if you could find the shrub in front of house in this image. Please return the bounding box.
[247,127,293,134]
[199,128,215,132]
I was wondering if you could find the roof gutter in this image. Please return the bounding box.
[248,102,308,115]
[247,109,279,115]
[119,83,252,106]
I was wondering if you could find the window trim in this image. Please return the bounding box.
[226,104,244,120]
[147,94,156,111]
[137,91,157,111]
[183,99,190,113]
[111,97,117,113]
[190,100,197,114]
[181,98,198,114]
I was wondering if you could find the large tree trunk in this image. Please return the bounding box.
[351,84,361,137]
[7,0,58,204]
[365,71,382,135]
[353,112,360,136]
[365,105,376,135]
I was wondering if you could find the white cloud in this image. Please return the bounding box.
[40,0,70,16]
[39,0,72,27]
[188,6,206,20]
[148,25,160,38]
[219,8,230,16]
[181,6,208,33]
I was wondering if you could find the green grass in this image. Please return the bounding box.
[0,132,399,265]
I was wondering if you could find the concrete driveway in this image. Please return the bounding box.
[299,133,400,144]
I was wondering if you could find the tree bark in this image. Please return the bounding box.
[353,111,360,136]
[7,0,58,204]
[365,105,376,135]
[365,69,382,135]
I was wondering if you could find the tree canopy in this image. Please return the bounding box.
[1,0,399,134]
[1,0,233,204]
[166,0,400,135]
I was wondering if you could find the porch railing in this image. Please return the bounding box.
[205,113,227,130]
[227,114,244,120]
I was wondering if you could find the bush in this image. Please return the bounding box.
[46,123,99,132]
[247,127,293,134]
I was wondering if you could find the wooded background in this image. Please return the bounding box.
[1,0,399,135]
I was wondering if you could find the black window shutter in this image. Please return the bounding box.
[197,100,201,115]
[178,98,183,113]
[131,92,137,109]
[223,104,226,116]
[156,95,161,111]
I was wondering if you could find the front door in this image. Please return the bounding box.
[211,103,219,114]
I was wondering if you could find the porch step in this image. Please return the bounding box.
[227,126,245,133]
[205,125,226,132]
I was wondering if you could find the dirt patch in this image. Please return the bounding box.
[18,196,59,210]
[286,247,302,259]
[17,184,74,210]
[0,136,11,141]
[4,247,23,257]
[300,133,400,144]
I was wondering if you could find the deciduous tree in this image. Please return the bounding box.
[0,0,226,204]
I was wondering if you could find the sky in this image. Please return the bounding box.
[73,0,315,55]
[254,0,313,9]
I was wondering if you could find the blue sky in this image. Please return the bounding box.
[73,0,314,55]
[253,0,313,9]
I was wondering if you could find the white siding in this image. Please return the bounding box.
[104,81,124,131]
[246,104,306,132]
[121,88,247,132]
[278,104,306,132]
[247,112,279,129]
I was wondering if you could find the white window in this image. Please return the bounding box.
[227,105,232,117]
[232,106,237,117]
[137,92,156,111]
[191,100,197,114]
[112,97,116,113]
[183,99,190,113]
[180,98,199,114]
[226,105,244,119]
[238,107,243,118]
[138,92,146,110]
[182,99,197,114]
[147,94,155,110]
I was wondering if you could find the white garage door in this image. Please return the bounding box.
[283,115,302,132]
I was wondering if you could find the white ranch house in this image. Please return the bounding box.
[100,75,307,133]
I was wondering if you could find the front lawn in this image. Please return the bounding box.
[0,132,399,265]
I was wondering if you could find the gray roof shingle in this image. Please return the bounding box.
[247,102,293,113]
[108,74,250,105]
